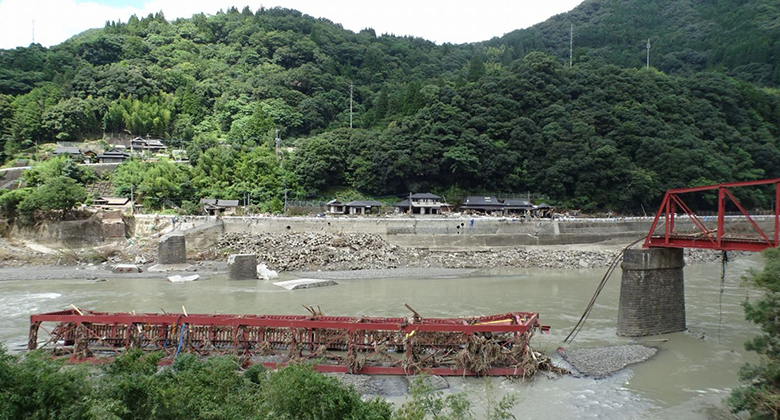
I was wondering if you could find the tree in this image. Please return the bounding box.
[0,188,32,221]
[23,155,95,187]
[467,51,486,82]
[263,363,391,420]
[730,248,780,418]
[19,176,87,218]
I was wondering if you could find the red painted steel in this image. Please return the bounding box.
[644,178,780,251]
[29,309,543,376]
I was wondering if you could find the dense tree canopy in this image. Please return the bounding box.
[0,1,777,211]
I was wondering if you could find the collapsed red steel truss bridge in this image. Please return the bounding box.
[29,308,547,376]
[645,178,780,252]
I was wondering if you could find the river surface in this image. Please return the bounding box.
[0,255,765,419]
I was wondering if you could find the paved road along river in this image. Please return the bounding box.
[0,255,765,419]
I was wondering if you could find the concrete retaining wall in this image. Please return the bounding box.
[12,213,112,247]
[132,214,778,252]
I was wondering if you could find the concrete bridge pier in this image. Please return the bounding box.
[617,248,686,337]
[227,254,257,280]
[158,232,187,264]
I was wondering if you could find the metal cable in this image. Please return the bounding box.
[718,251,729,344]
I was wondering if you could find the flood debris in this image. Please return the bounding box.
[256,263,279,280]
[273,278,338,290]
[558,344,657,378]
[111,264,140,273]
[210,232,723,272]
[167,274,200,283]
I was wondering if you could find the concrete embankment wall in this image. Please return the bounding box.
[18,214,778,251]
[132,216,657,251]
[11,212,130,247]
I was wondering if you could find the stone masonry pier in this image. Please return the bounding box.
[617,248,686,337]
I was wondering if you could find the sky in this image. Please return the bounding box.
[0,0,584,50]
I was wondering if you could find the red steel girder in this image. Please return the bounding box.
[644,178,780,252]
[29,309,543,377]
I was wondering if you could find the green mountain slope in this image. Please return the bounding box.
[490,0,780,86]
[0,4,778,212]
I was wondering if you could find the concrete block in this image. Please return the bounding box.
[228,254,257,280]
[273,278,338,290]
[167,274,200,283]
[112,264,140,273]
[102,222,126,238]
[158,233,186,264]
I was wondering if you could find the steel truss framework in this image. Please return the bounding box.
[29,309,544,376]
[645,178,780,252]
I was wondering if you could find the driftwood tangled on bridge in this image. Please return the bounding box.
[29,307,550,377]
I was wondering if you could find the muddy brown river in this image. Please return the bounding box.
[0,255,765,419]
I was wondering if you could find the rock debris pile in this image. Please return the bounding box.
[213,232,402,271]
[211,232,722,272]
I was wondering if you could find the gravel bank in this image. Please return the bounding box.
[558,344,658,378]
[292,268,478,280]
[325,373,450,397]
[325,373,409,397]
[209,232,723,272]
[0,261,226,281]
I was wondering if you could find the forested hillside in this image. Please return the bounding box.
[490,0,780,86]
[0,1,778,212]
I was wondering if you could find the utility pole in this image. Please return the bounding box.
[349,83,353,129]
[32,19,35,44]
[646,38,651,69]
[569,24,573,68]
[275,129,280,157]
[130,184,134,214]
[276,129,287,214]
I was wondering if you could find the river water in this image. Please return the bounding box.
[0,255,765,419]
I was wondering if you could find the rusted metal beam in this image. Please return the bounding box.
[29,309,544,377]
[645,178,780,252]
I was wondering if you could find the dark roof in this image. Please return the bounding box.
[410,193,441,200]
[536,203,553,209]
[200,198,239,208]
[217,200,239,207]
[100,197,130,205]
[97,149,129,159]
[461,196,504,207]
[393,199,411,208]
[146,139,166,147]
[504,199,533,209]
[200,198,238,207]
[131,138,166,149]
[53,146,82,155]
[326,199,343,205]
[345,200,384,207]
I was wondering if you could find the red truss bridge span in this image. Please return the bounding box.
[644,178,780,252]
[29,308,548,377]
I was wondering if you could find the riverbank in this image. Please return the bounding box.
[0,231,726,281]
[206,232,723,271]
